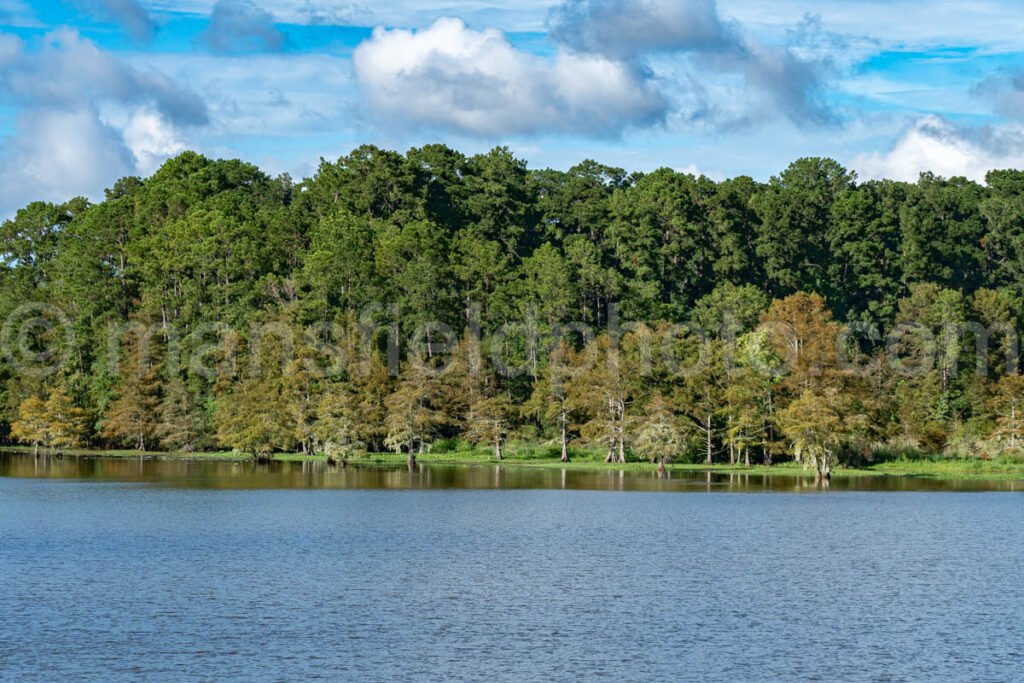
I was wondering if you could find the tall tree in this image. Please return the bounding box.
[526,342,580,462]
[10,396,48,456]
[777,389,844,481]
[384,356,445,467]
[102,333,162,451]
[753,157,855,296]
[42,388,90,453]
[570,335,632,463]
[988,375,1024,452]
[156,375,206,452]
[632,392,684,474]
[214,334,296,460]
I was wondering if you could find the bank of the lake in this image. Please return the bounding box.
[5,445,1024,482]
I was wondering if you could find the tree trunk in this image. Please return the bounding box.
[560,419,569,463]
[408,438,416,469]
[495,438,503,461]
[656,455,666,477]
[744,446,750,467]
[705,417,713,465]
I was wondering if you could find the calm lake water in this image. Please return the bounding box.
[2,453,1023,681]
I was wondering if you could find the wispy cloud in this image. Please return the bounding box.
[0,0,38,27]
[72,0,156,41]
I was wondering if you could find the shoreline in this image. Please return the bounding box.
[4,447,1024,482]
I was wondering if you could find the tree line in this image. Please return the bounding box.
[3,146,1024,474]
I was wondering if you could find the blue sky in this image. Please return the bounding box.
[1,0,1024,215]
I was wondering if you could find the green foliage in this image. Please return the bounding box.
[4,146,1024,466]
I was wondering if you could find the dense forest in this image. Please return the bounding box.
[3,146,1024,475]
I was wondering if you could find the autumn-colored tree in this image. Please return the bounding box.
[10,396,48,456]
[434,332,484,434]
[156,375,205,452]
[11,389,90,454]
[326,343,391,453]
[384,355,445,467]
[760,292,840,392]
[988,375,1024,452]
[214,334,296,460]
[569,335,631,463]
[314,382,367,461]
[284,333,323,455]
[42,388,90,453]
[102,333,162,451]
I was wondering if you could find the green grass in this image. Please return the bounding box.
[6,444,1024,481]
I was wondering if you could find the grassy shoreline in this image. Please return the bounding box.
[4,445,1024,482]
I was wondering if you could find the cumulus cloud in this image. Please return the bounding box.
[546,0,835,128]
[0,29,208,126]
[124,107,188,175]
[852,116,1024,182]
[74,0,156,41]
[352,18,667,137]
[0,31,208,215]
[0,107,136,214]
[202,0,286,53]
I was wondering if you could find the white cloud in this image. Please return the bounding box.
[124,107,188,174]
[546,0,835,128]
[852,116,1024,182]
[0,29,208,125]
[352,17,666,137]
[0,108,136,215]
[0,31,209,216]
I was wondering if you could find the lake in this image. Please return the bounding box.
[2,453,1022,681]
